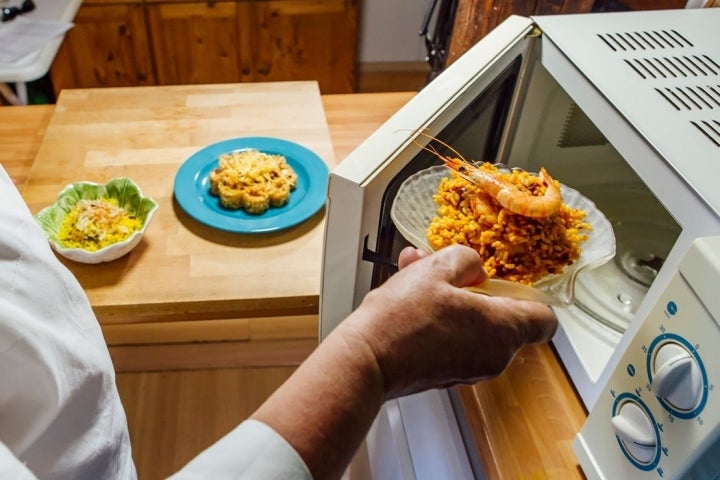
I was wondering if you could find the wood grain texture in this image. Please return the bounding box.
[0,105,53,191]
[357,61,429,93]
[250,0,360,93]
[455,343,587,479]
[322,91,416,161]
[447,0,595,65]
[50,2,156,93]
[147,2,250,85]
[116,367,298,480]
[22,82,335,325]
[51,0,359,94]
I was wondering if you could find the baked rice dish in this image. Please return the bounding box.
[209,149,298,214]
[427,163,592,285]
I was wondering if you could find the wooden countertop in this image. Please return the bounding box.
[23,82,337,324]
[0,88,586,479]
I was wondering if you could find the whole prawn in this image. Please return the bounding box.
[413,131,562,218]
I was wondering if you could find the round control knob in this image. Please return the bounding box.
[651,342,702,411]
[611,401,657,464]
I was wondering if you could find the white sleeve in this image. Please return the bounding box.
[0,441,37,480]
[0,166,136,479]
[167,419,313,480]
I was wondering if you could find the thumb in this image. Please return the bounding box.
[426,245,489,288]
[397,247,429,269]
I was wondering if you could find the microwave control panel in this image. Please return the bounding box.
[574,237,720,480]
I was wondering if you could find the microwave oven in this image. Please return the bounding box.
[319,8,720,479]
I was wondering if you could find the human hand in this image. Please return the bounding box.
[341,244,558,399]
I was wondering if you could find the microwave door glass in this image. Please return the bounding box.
[319,15,536,342]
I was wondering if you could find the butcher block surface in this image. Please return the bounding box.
[22,82,335,324]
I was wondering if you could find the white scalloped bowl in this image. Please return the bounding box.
[390,165,616,305]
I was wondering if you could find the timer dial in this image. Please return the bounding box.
[611,401,657,464]
[651,342,702,411]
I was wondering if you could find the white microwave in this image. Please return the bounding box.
[320,8,720,479]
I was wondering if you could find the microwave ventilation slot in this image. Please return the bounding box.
[622,55,720,80]
[690,120,720,147]
[623,55,720,80]
[595,26,720,148]
[597,30,692,52]
[655,85,720,111]
[557,103,607,148]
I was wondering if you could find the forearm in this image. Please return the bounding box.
[251,309,386,480]
[250,245,557,479]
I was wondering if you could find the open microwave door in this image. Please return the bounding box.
[319,16,538,480]
[320,14,537,336]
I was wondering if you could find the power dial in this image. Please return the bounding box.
[611,399,658,465]
[651,341,703,412]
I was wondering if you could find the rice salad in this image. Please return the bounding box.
[58,198,142,251]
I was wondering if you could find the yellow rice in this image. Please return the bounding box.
[427,163,591,285]
[58,198,142,251]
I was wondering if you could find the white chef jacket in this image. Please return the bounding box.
[0,166,312,480]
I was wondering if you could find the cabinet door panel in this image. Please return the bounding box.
[148,2,251,85]
[252,0,359,93]
[51,4,155,94]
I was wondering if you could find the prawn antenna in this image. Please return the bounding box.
[411,129,467,163]
[410,139,444,160]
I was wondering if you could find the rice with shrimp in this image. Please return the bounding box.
[427,163,591,285]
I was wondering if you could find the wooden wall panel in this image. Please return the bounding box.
[51,3,155,94]
[147,2,250,85]
[51,0,360,94]
[251,0,360,93]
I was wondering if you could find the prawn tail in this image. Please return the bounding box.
[538,167,563,214]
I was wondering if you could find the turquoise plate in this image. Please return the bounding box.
[174,137,330,233]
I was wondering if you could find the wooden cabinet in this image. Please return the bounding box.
[51,0,360,95]
[247,0,359,93]
[146,1,252,85]
[51,0,156,93]
[147,0,359,93]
